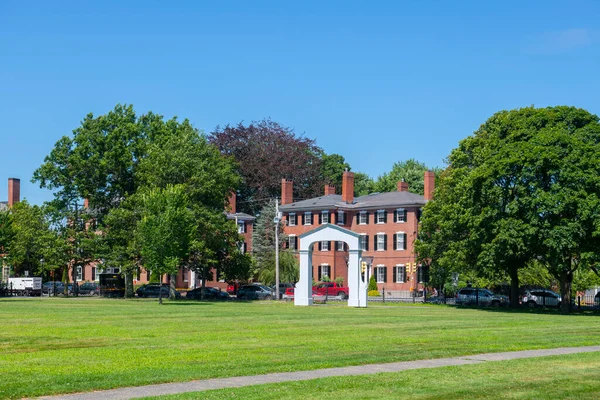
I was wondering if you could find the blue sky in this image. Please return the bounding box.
[1,0,599,205]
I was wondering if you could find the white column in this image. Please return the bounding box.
[295,249,313,306]
[190,270,196,289]
[347,249,367,307]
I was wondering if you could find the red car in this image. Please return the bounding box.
[227,283,240,295]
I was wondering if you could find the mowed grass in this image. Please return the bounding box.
[145,352,600,400]
[0,298,599,399]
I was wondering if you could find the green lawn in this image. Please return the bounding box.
[145,352,600,400]
[0,298,599,399]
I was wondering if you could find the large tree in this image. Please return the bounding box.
[416,106,600,311]
[136,185,195,304]
[375,159,440,195]
[210,119,323,214]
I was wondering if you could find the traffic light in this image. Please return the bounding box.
[361,261,367,273]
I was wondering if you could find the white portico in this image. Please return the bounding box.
[295,224,368,307]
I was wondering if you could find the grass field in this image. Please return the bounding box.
[1,297,599,399]
[144,352,600,399]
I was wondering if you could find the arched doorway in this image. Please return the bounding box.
[295,224,368,307]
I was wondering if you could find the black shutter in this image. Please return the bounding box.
[373,267,377,281]
[383,211,388,223]
[318,267,322,281]
[366,235,369,251]
[393,234,397,250]
[393,266,397,283]
[295,236,298,250]
[327,266,331,278]
[404,209,408,222]
[383,234,387,251]
[318,241,322,251]
[383,267,388,283]
[318,213,322,224]
[365,211,369,225]
[356,213,360,225]
[404,233,407,250]
[394,210,398,222]
[81,267,85,281]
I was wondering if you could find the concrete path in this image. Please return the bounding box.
[37,346,600,400]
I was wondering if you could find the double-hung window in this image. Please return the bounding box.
[304,212,312,225]
[377,210,386,224]
[320,241,330,251]
[91,267,97,281]
[321,210,329,224]
[337,210,345,225]
[359,234,368,251]
[289,235,297,250]
[395,208,406,223]
[319,265,331,281]
[376,233,386,251]
[336,241,345,251]
[238,222,245,233]
[76,266,83,281]
[359,211,368,225]
[394,265,406,283]
[288,213,296,226]
[375,265,387,283]
[394,232,406,251]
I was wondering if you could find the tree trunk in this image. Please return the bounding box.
[158,276,163,305]
[509,265,520,308]
[559,269,573,314]
[201,267,207,300]
[170,273,177,300]
[125,271,134,298]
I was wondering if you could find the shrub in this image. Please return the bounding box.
[368,275,378,292]
[335,276,344,286]
[368,290,381,297]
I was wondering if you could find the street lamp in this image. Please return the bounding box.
[273,199,282,300]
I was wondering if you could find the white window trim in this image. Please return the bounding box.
[377,210,385,224]
[289,234,297,250]
[396,231,406,251]
[304,212,312,226]
[396,208,406,223]
[91,266,97,282]
[376,264,385,283]
[321,210,329,224]
[321,241,330,251]
[288,213,296,226]
[320,264,331,280]
[238,222,245,233]
[336,241,345,251]
[377,233,385,252]
[396,264,406,283]
[337,210,345,225]
[76,266,83,282]
[359,211,367,225]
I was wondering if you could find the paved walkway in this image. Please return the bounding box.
[38,346,600,400]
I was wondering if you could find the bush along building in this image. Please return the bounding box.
[279,170,434,297]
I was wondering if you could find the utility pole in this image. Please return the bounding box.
[274,198,281,301]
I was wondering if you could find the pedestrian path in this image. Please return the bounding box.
[38,345,600,400]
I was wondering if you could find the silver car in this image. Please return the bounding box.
[522,289,561,308]
[455,288,508,307]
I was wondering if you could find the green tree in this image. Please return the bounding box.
[416,106,600,311]
[320,153,350,189]
[354,172,376,196]
[137,185,195,304]
[375,159,439,195]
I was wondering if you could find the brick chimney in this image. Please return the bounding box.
[324,185,336,196]
[342,170,354,204]
[424,171,435,200]
[397,179,409,192]
[281,179,293,205]
[8,178,20,207]
[227,192,236,213]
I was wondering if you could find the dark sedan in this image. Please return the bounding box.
[78,282,99,295]
[186,287,229,300]
[237,284,274,300]
[141,285,181,299]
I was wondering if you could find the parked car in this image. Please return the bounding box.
[312,282,349,299]
[455,288,508,307]
[236,284,274,300]
[78,282,99,295]
[522,289,561,308]
[186,287,230,300]
[136,283,164,297]
[270,283,295,299]
[226,282,240,295]
[141,285,181,299]
[42,281,64,295]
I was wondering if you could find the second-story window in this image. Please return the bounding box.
[304,212,312,225]
[394,232,406,250]
[337,210,345,225]
[360,234,369,251]
[359,211,368,225]
[395,208,406,223]
[376,233,387,251]
[336,241,345,251]
[320,241,330,251]
[321,210,329,224]
[377,210,386,224]
[288,235,297,250]
[288,213,296,226]
[394,265,406,283]
[238,222,245,233]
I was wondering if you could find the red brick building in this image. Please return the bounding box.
[279,170,434,296]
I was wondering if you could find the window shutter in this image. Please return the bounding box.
[383,234,387,251]
[356,213,360,224]
[295,236,298,250]
[81,267,85,281]
[394,210,398,222]
[393,234,397,250]
[327,266,331,278]
[383,267,388,283]
[318,267,322,281]
[318,241,322,251]
[318,213,322,224]
[365,235,369,251]
[404,209,408,222]
[403,233,407,250]
[365,211,369,225]
[383,211,387,223]
[393,267,397,283]
[373,267,377,281]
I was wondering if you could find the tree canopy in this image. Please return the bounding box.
[416,106,600,311]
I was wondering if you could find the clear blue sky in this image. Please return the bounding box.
[1,0,599,205]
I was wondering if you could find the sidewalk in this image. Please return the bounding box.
[38,345,600,400]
